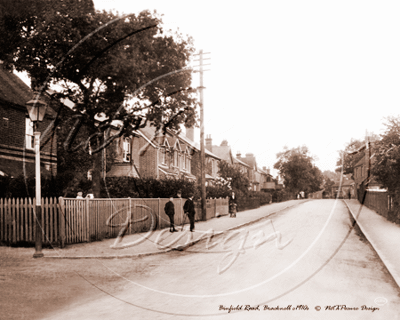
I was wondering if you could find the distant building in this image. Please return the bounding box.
[259,166,275,191]
[236,152,259,191]
[206,137,251,184]
[332,179,355,199]
[206,135,276,192]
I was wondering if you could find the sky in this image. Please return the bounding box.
[18,0,400,177]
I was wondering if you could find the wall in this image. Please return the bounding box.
[0,101,57,176]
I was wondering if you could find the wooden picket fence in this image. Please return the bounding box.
[0,197,229,246]
[0,197,59,245]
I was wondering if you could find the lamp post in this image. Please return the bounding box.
[26,94,47,258]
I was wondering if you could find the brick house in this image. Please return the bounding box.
[0,65,57,178]
[181,132,220,185]
[107,124,221,182]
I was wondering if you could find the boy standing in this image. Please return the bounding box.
[164,197,177,232]
[183,194,196,232]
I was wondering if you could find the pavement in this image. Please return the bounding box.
[344,199,400,288]
[42,199,309,259]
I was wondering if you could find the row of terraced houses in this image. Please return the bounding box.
[0,63,277,192]
[107,125,277,191]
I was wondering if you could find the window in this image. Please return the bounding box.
[173,140,181,168]
[25,118,34,149]
[212,159,216,176]
[179,152,184,169]
[161,139,170,166]
[123,138,131,162]
[161,147,166,164]
[184,147,191,173]
[187,157,191,173]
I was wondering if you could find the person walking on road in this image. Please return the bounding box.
[183,194,196,232]
[164,197,177,232]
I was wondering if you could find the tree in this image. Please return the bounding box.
[217,160,250,195]
[0,1,198,196]
[274,145,323,195]
[322,177,335,197]
[372,116,400,195]
[322,170,344,182]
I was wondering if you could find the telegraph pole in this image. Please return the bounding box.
[193,50,210,221]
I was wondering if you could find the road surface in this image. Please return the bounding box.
[2,200,400,319]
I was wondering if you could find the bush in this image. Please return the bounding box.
[249,191,272,205]
[272,189,293,202]
[205,185,231,199]
[101,177,197,199]
[0,175,61,198]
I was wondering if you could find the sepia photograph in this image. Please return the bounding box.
[1,0,400,319]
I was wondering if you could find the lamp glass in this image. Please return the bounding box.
[26,100,47,122]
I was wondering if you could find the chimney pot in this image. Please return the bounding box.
[205,134,212,152]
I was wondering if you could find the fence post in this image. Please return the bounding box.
[129,197,131,235]
[58,197,65,248]
[158,198,161,230]
[86,197,90,242]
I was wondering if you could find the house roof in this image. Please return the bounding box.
[257,166,271,176]
[239,156,257,170]
[0,65,57,118]
[211,145,233,163]
[0,65,33,107]
[234,156,251,168]
[354,153,375,168]
[174,130,221,160]
[211,144,252,168]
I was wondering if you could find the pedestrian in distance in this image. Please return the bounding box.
[183,194,196,232]
[164,197,177,232]
[229,191,237,218]
[86,189,94,199]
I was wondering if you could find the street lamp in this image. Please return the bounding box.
[26,94,47,258]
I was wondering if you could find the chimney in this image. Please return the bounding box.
[221,140,228,146]
[205,134,212,152]
[236,151,241,158]
[186,127,194,141]
[245,153,256,166]
[263,166,267,171]
[266,168,270,175]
